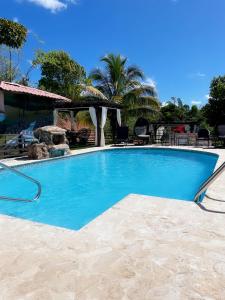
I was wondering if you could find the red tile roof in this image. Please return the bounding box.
[0,81,71,102]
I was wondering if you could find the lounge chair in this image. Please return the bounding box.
[5,121,38,149]
[196,128,211,147]
[115,126,129,146]
[20,121,37,145]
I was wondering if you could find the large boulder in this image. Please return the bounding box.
[34,126,67,145]
[30,126,70,159]
[28,143,49,160]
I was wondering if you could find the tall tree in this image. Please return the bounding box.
[161,97,203,123]
[0,18,27,81]
[89,54,160,123]
[203,76,225,126]
[33,50,86,98]
[161,97,187,122]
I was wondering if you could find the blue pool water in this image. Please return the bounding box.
[0,149,218,230]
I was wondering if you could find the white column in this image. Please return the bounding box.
[89,107,98,146]
[100,107,108,147]
[116,109,121,127]
[53,109,58,126]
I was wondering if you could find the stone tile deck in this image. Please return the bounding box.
[0,146,225,300]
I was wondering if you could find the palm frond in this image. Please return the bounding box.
[79,84,108,100]
[126,65,144,81]
[89,68,112,97]
[101,54,127,96]
[133,96,160,109]
[125,106,160,118]
[111,95,123,104]
[75,111,93,127]
[123,86,156,103]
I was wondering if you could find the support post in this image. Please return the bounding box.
[110,110,117,144]
[70,110,75,130]
[53,109,58,126]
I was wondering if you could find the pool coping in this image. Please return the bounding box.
[0,144,222,168]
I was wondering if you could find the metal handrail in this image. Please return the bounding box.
[0,162,41,203]
[194,161,225,203]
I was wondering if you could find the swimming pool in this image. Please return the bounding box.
[0,148,218,230]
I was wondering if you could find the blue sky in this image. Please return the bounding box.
[1,0,225,106]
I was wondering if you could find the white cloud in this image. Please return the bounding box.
[161,101,168,107]
[13,17,19,22]
[20,0,76,13]
[188,72,206,79]
[144,77,157,89]
[27,59,33,65]
[191,100,202,105]
[205,94,210,100]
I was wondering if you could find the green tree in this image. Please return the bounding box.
[0,18,27,48]
[89,53,160,123]
[188,105,203,122]
[34,50,86,98]
[0,18,27,81]
[161,98,187,122]
[161,97,204,123]
[203,76,225,126]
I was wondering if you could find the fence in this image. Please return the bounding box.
[0,134,28,159]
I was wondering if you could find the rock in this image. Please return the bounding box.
[30,126,70,159]
[34,126,68,146]
[48,144,70,158]
[28,143,49,160]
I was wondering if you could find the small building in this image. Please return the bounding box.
[0,81,71,134]
[0,81,122,146]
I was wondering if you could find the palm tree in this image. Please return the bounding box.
[89,54,160,123]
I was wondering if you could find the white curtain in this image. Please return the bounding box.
[117,109,121,127]
[100,107,108,147]
[89,107,98,146]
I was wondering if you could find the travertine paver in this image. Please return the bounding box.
[0,146,224,300]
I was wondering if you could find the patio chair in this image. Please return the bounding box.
[133,118,151,145]
[134,126,150,145]
[76,128,91,145]
[115,126,129,146]
[66,130,77,146]
[217,124,225,146]
[156,126,165,144]
[196,128,211,147]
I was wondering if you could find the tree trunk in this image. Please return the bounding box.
[9,49,12,82]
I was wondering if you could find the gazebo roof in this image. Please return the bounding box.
[54,98,122,110]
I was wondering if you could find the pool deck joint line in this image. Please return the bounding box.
[0,146,225,299]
